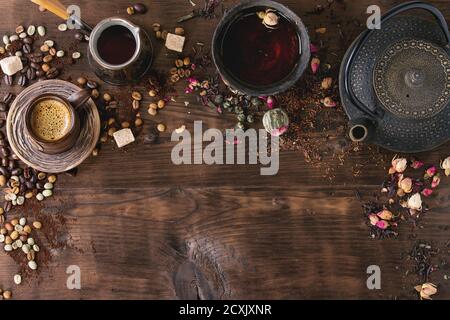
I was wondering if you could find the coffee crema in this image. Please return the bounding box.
[30,99,72,142]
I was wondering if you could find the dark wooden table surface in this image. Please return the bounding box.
[0,0,449,300]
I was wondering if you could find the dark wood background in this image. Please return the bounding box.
[0,0,449,300]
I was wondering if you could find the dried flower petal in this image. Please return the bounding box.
[321,77,333,90]
[440,156,450,176]
[431,175,440,188]
[368,214,379,226]
[421,188,433,197]
[310,43,319,54]
[311,57,320,74]
[391,156,408,173]
[377,210,393,221]
[375,220,389,230]
[398,177,413,193]
[411,160,424,169]
[407,193,422,210]
[266,96,276,109]
[415,283,437,300]
[322,97,336,108]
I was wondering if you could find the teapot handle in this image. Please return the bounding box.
[343,1,450,120]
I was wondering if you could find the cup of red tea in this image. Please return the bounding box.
[88,18,153,86]
[212,0,310,96]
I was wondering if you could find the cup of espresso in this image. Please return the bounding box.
[25,89,91,154]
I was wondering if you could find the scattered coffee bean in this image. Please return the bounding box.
[23,225,31,233]
[56,50,65,57]
[91,89,100,99]
[49,47,56,56]
[42,189,53,197]
[77,77,87,86]
[132,100,140,110]
[13,274,21,285]
[127,6,135,15]
[36,193,44,201]
[4,75,13,86]
[135,118,143,127]
[58,23,68,32]
[148,107,157,116]
[40,44,49,52]
[86,80,97,89]
[9,34,19,42]
[37,26,46,36]
[33,221,42,230]
[46,67,59,79]
[44,40,54,47]
[4,244,13,252]
[18,74,27,87]
[48,175,57,183]
[132,91,142,101]
[3,35,10,45]
[19,217,26,226]
[27,25,36,36]
[43,55,53,64]
[28,261,37,270]
[157,100,165,109]
[133,3,147,14]
[72,51,81,59]
[157,123,166,132]
[175,27,185,36]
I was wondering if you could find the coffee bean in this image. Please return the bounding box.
[133,3,147,14]
[43,55,53,63]
[132,100,140,110]
[46,67,59,79]
[37,26,46,36]
[49,47,56,56]
[132,91,142,101]
[77,77,87,86]
[22,43,31,54]
[41,63,50,72]
[87,80,98,89]
[3,75,13,86]
[11,168,22,176]
[28,261,37,270]
[18,74,27,87]
[3,92,13,105]
[26,67,36,80]
[28,52,43,63]
[91,89,99,99]
[40,44,49,52]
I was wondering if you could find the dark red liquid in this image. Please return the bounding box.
[222,13,300,86]
[97,25,137,65]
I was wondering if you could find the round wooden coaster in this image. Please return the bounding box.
[7,80,100,173]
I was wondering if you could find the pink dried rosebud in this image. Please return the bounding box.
[431,175,440,188]
[187,77,199,86]
[398,176,413,193]
[377,209,393,221]
[422,188,433,197]
[266,96,276,109]
[441,156,450,176]
[185,86,194,94]
[311,57,320,74]
[411,160,424,169]
[391,156,408,173]
[425,166,437,178]
[322,97,337,108]
[321,77,333,90]
[310,43,319,54]
[375,220,390,230]
[368,214,379,226]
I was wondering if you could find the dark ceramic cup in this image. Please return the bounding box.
[212,0,310,96]
[24,89,91,155]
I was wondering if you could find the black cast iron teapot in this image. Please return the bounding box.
[340,1,450,153]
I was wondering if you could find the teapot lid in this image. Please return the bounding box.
[373,39,450,119]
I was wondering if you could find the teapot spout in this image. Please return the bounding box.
[349,118,375,142]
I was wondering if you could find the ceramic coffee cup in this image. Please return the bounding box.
[24,89,91,154]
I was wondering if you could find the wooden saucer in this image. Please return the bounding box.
[7,80,100,173]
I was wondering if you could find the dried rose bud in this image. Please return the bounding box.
[375,220,389,230]
[431,175,441,188]
[266,96,276,109]
[398,176,413,193]
[407,193,422,210]
[440,156,450,176]
[368,214,379,226]
[377,210,393,221]
[411,160,424,169]
[310,43,319,54]
[425,165,437,178]
[421,188,433,197]
[390,157,407,173]
[415,283,437,300]
[322,97,336,108]
[263,12,279,27]
[311,57,320,74]
[321,77,333,90]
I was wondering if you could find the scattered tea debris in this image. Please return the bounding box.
[414,282,438,300]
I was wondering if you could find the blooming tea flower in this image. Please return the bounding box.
[441,156,450,176]
[407,193,422,210]
[390,156,408,174]
[398,176,413,193]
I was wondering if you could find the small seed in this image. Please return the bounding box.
[2,35,10,45]
[0,234,4,243]
[132,91,142,101]
[5,236,12,245]
[5,223,13,231]
[37,26,46,36]
[3,290,12,299]
[157,100,165,109]
[19,32,27,39]
[58,23,68,32]
[77,77,87,86]
[72,51,81,59]
[127,6,135,15]
[43,55,53,63]
[135,118,143,127]
[41,63,50,72]
[33,221,42,229]
[175,27,185,36]
[157,123,166,132]
[14,274,22,285]
[28,260,38,270]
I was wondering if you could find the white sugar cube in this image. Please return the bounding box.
[165,33,185,53]
[0,56,23,76]
[113,128,135,148]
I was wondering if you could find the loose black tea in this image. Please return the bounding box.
[221,11,300,86]
[97,25,137,65]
